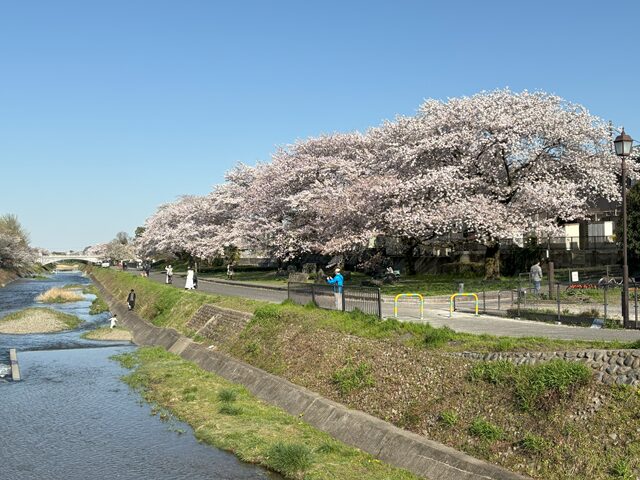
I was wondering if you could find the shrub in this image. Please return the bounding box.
[439,410,459,427]
[89,296,109,314]
[218,388,238,403]
[519,432,547,454]
[469,360,515,384]
[266,442,313,477]
[424,326,457,348]
[469,418,503,441]
[610,458,634,479]
[218,404,242,416]
[331,360,374,395]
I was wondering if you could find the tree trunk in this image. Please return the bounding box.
[484,243,500,279]
[403,238,418,276]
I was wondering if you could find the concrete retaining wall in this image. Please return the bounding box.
[90,273,529,480]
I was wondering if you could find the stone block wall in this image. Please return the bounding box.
[187,304,252,345]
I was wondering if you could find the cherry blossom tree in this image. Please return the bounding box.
[136,90,625,278]
[337,90,624,276]
[234,133,373,260]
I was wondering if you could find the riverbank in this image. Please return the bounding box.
[0,307,81,334]
[116,347,421,480]
[0,268,19,287]
[91,267,640,480]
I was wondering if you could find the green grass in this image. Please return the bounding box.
[468,418,503,441]
[91,267,265,337]
[199,270,289,285]
[266,442,314,477]
[331,360,375,395]
[519,432,548,454]
[438,410,459,427]
[89,296,109,314]
[250,302,640,354]
[218,388,238,403]
[378,274,518,296]
[112,347,420,480]
[470,359,592,412]
[82,284,99,295]
[610,458,635,479]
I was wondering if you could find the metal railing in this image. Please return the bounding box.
[287,282,382,318]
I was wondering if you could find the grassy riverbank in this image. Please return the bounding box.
[114,347,420,480]
[0,307,81,333]
[94,268,640,479]
[91,268,264,335]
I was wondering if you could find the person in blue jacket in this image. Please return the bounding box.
[326,268,344,309]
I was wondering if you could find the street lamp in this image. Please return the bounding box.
[614,128,634,328]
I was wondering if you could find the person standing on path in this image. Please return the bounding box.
[185,267,195,290]
[127,289,136,310]
[530,261,543,295]
[165,264,173,284]
[326,268,344,309]
[109,314,118,329]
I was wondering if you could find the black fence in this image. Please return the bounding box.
[287,282,382,318]
[445,266,640,330]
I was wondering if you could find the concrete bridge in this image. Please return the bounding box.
[37,253,101,266]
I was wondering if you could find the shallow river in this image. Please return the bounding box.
[0,272,278,479]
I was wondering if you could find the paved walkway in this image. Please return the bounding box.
[143,270,640,342]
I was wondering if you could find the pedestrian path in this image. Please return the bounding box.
[140,270,640,342]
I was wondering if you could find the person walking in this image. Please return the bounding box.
[109,314,118,329]
[530,261,543,295]
[127,289,136,310]
[226,263,234,280]
[165,264,173,284]
[326,268,344,310]
[185,267,195,290]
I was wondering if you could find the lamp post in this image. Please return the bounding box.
[614,128,634,328]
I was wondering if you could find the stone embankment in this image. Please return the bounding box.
[455,350,640,386]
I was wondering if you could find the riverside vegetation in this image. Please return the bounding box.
[114,347,419,480]
[36,287,84,303]
[92,268,640,480]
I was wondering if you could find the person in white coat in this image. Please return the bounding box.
[185,267,195,290]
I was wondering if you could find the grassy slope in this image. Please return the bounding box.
[114,347,420,480]
[94,268,640,479]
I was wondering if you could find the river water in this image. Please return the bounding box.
[0,272,278,479]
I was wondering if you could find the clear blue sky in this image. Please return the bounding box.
[1,0,639,251]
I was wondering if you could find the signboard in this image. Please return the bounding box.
[571,271,579,283]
